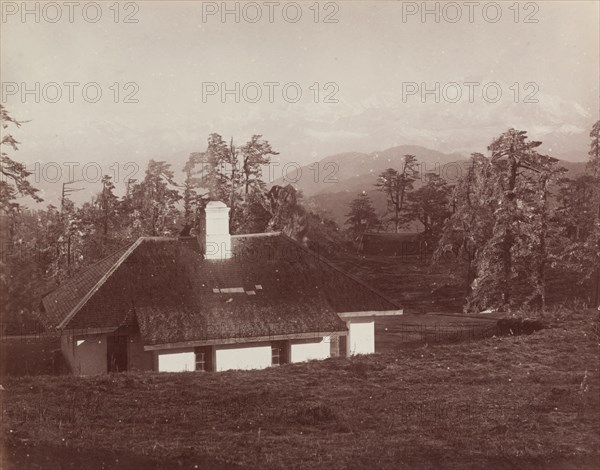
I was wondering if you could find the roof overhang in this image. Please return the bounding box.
[337,310,404,319]
[143,330,347,351]
[60,326,118,336]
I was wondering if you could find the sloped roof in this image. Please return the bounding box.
[41,243,134,329]
[42,234,400,345]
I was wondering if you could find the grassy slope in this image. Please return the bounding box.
[2,311,599,469]
[330,254,591,314]
[331,254,467,313]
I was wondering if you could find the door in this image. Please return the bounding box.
[107,335,128,372]
[194,346,213,372]
[271,341,289,366]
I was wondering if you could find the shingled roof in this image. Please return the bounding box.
[41,243,133,329]
[41,233,400,346]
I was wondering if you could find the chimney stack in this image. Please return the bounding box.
[204,201,232,260]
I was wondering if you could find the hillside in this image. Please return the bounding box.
[2,309,598,469]
[273,146,466,198]
[274,145,589,227]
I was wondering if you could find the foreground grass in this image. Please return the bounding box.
[1,311,599,469]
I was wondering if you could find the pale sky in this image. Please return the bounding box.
[1,0,599,203]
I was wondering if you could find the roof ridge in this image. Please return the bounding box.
[57,237,145,330]
[278,233,402,311]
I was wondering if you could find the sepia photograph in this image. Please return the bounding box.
[0,1,599,468]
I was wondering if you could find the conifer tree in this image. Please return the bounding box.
[375,155,418,232]
[345,191,381,236]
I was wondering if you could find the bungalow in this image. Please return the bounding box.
[41,201,402,375]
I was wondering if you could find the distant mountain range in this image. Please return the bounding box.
[272,145,589,227]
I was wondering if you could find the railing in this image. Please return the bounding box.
[383,322,499,347]
[0,322,60,342]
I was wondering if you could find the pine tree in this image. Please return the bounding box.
[518,155,565,308]
[555,175,597,243]
[375,155,418,232]
[587,120,600,306]
[0,105,42,214]
[183,151,209,231]
[552,121,600,306]
[345,191,381,236]
[588,119,600,178]
[128,160,181,237]
[435,153,494,296]
[470,130,541,309]
[77,176,127,263]
[189,133,278,233]
[0,106,43,330]
[437,131,566,311]
[406,173,452,246]
[239,135,279,194]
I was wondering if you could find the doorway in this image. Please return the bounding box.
[107,335,128,372]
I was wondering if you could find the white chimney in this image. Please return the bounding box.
[204,201,232,260]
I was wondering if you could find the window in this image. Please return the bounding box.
[196,351,207,371]
[271,345,281,366]
[194,346,213,372]
[271,341,288,366]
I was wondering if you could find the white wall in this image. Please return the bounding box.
[215,343,272,371]
[157,349,195,372]
[290,337,330,363]
[154,336,341,374]
[348,319,375,355]
[205,201,231,260]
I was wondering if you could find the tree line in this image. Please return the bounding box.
[345,122,600,311]
[0,105,282,330]
[1,102,598,328]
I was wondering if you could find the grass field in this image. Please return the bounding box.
[1,309,598,469]
[330,254,592,314]
[332,254,466,313]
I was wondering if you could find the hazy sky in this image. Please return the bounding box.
[1,0,599,203]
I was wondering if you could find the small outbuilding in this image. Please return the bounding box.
[41,201,402,375]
